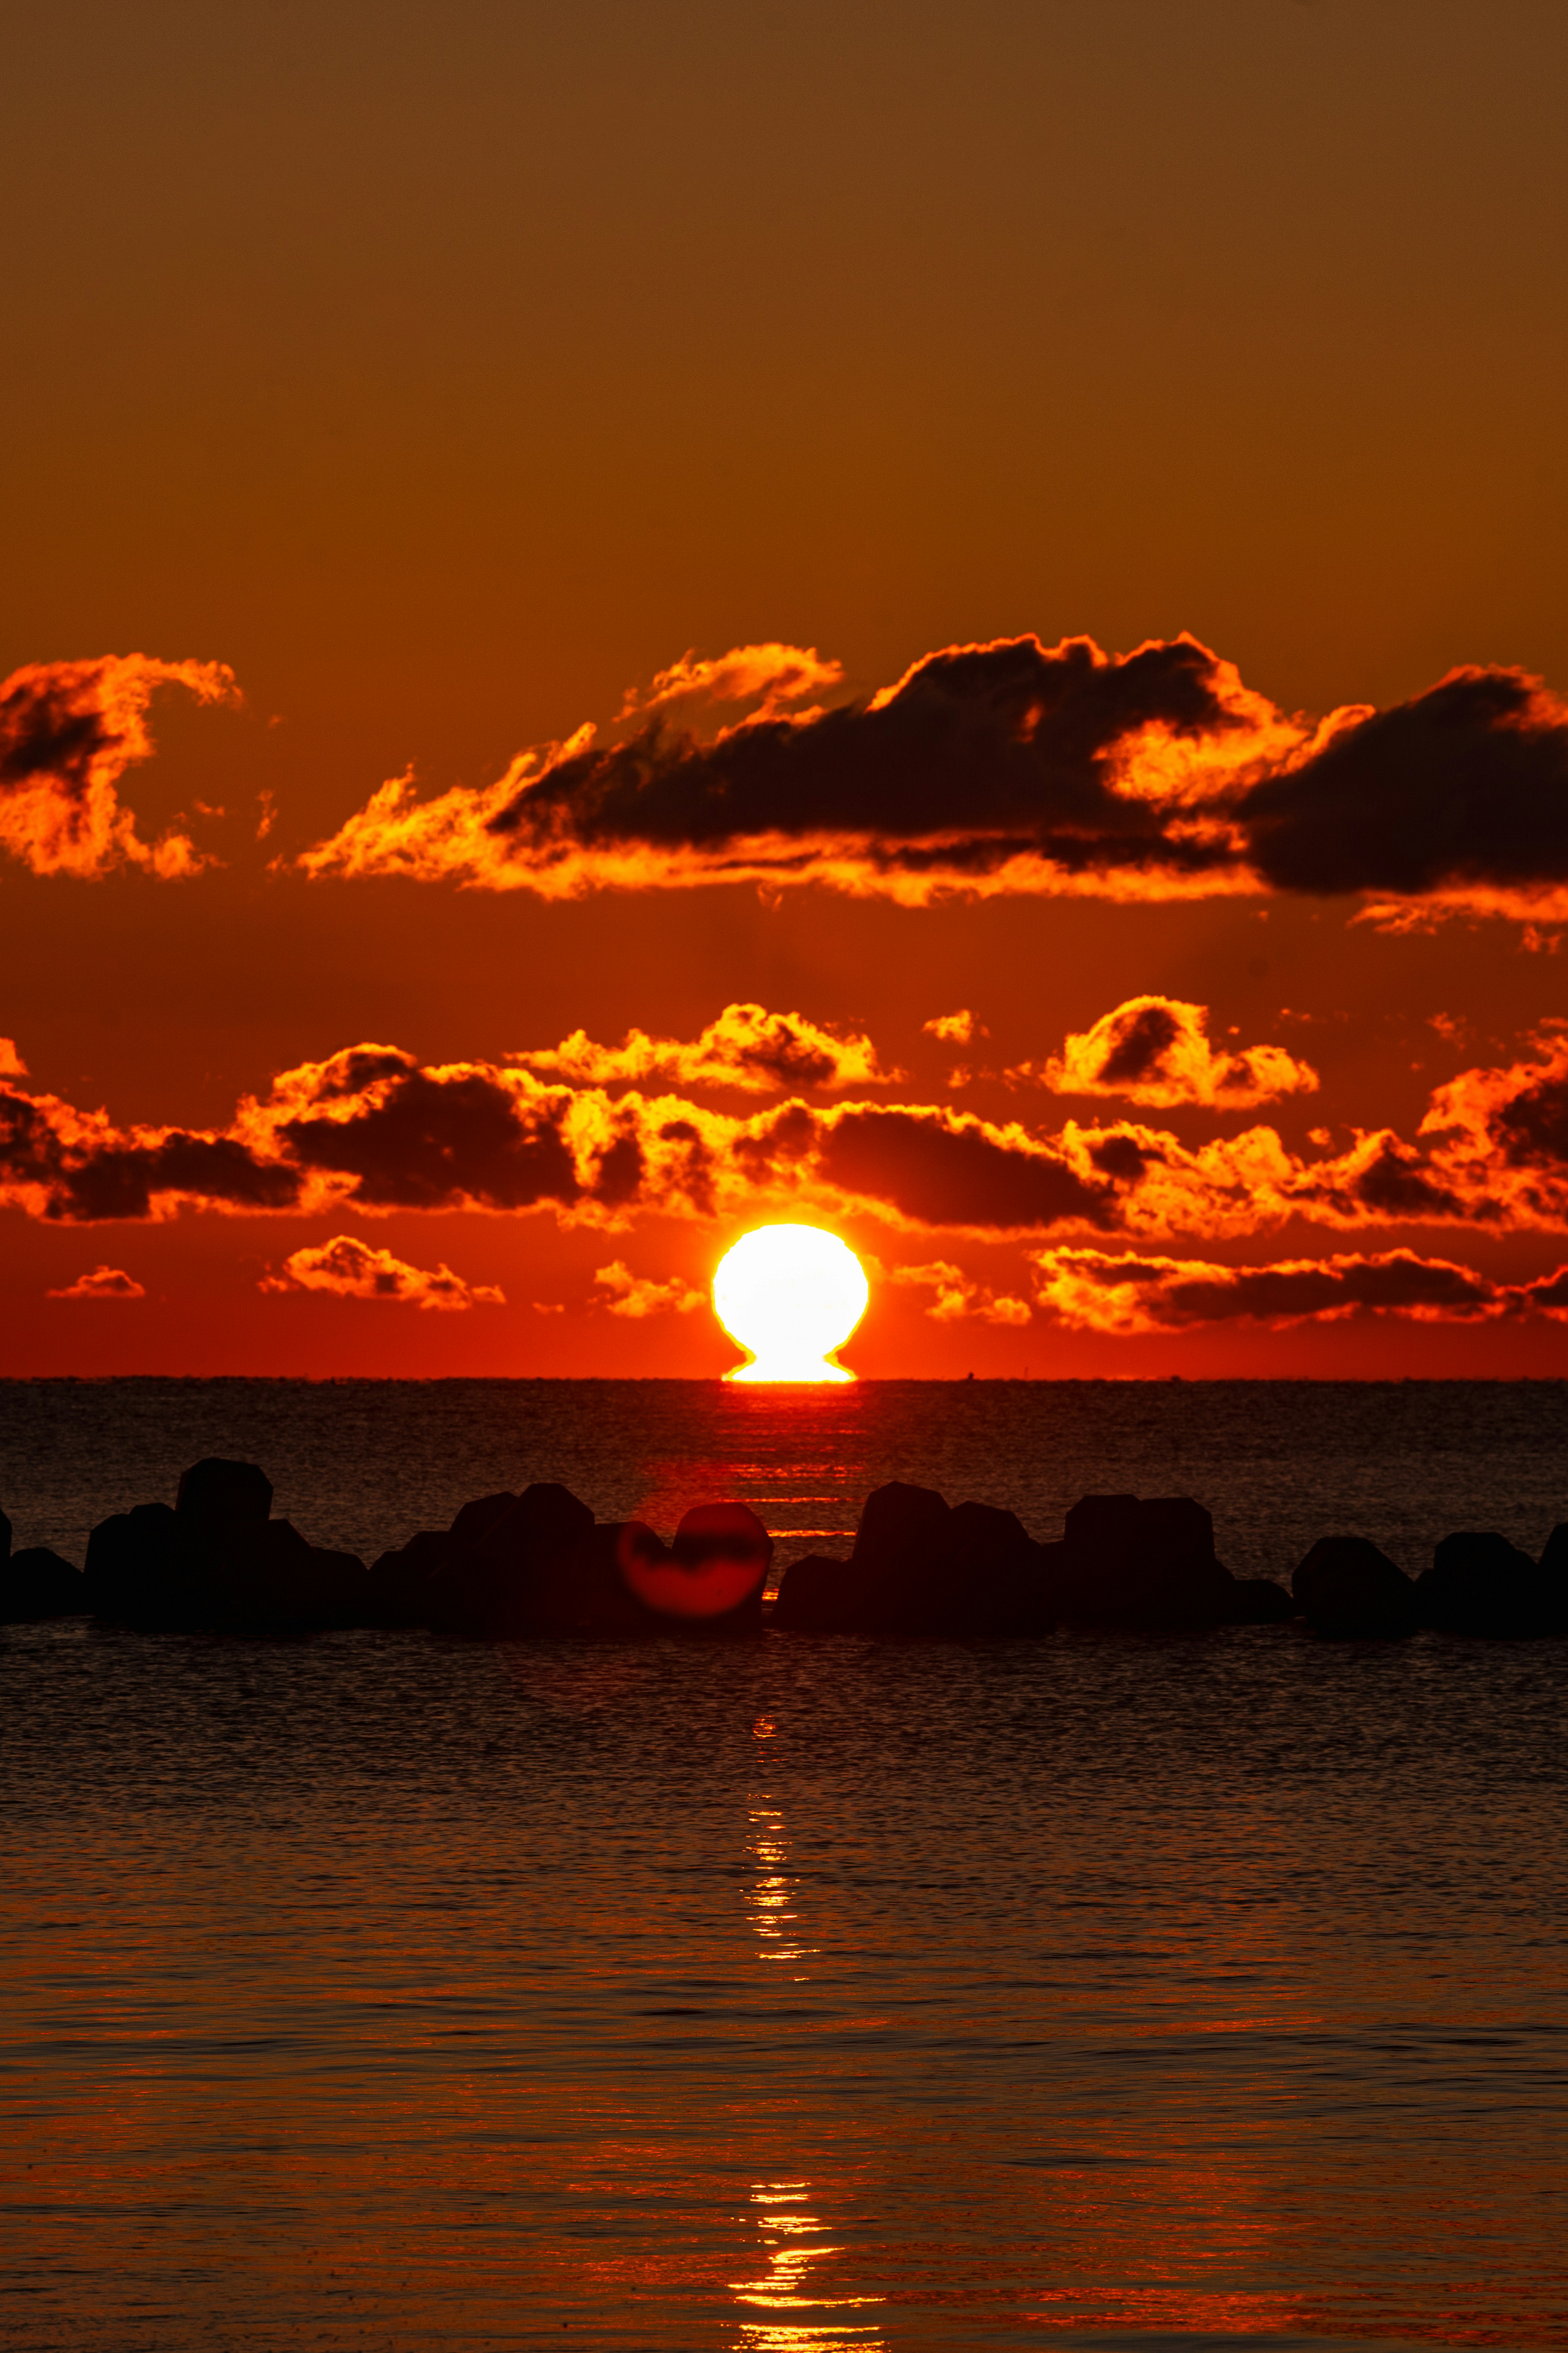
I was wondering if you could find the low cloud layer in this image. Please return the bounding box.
[46,1264,145,1300]
[259,1234,505,1309]
[295,633,1568,923]
[1030,1244,1568,1333]
[516,1001,895,1093]
[885,1259,1032,1325]
[1022,995,1319,1108]
[9,1029,1568,1268]
[0,654,237,879]
[592,1261,706,1317]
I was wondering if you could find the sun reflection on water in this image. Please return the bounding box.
[731,2183,885,2350]
[732,1719,885,2351]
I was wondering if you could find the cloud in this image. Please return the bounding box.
[0,1040,26,1078]
[514,1001,897,1092]
[592,1260,707,1317]
[293,634,1568,923]
[886,1259,1032,1324]
[1021,995,1320,1108]
[1238,664,1568,923]
[1029,1245,1527,1333]
[0,1073,306,1222]
[0,654,238,879]
[259,1235,504,1309]
[46,1264,145,1299]
[294,631,1295,903]
[923,1010,978,1044]
[615,643,844,723]
[11,1030,1568,1249]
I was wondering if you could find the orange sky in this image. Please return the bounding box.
[6,0,1568,1378]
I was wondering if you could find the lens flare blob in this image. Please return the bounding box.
[713,1224,869,1383]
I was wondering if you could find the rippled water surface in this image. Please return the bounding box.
[2,1380,1566,2351]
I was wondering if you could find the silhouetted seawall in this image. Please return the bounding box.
[4,1461,1566,1644]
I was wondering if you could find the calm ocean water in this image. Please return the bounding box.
[2,1379,1566,2351]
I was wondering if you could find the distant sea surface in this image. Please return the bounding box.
[3,1378,1566,2351]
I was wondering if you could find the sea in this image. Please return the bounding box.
[2,1378,1566,2353]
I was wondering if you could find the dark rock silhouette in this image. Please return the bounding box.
[1417,1531,1561,1638]
[532,1518,668,1637]
[84,1463,371,1635]
[368,1529,453,1626]
[772,1481,1061,1635]
[1057,1494,1234,1629]
[85,1501,185,1627]
[1,1545,87,1621]
[176,1458,274,1531]
[1222,1577,1296,1625]
[770,1552,858,1632]
[1292,1535,1418,1638]
[428,1483,596,1636]
[0,1503,10,1557]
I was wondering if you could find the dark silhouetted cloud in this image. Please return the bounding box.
[296,634,1568,924]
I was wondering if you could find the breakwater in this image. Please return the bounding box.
[4,1456,1565,1641]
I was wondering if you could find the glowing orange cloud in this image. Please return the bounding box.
[1023,994,1319,1108]
[10,1029,1568,1253]
[0,654,238,879]
[922,1010,979,1044]
[258,1234,504,1309]
[292,634,1568,923]
[514,1001,897,1093]
[1029,1245,1568,1332]
[45,1264,145,1300]
[614,642,844,723]
[884,1259,1032,1324]
[592,1261,706,1317]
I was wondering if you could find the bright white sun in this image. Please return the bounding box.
[713,1224,869,1383]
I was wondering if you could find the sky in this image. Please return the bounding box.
[5,0,1568,1378]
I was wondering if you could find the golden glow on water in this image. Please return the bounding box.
[731,1716,886,2350]
[713,1226,869,1383]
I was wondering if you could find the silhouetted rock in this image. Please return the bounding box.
[771,1481,948,1634]
[1417,1531,1559,1638]
[85,1501,184,1626]
[309,1547,375,1628]
[0,1546,87,1621]
[176,1458,273,1532]
[849,1479,953,1632]
[448,1492,521,1551]
[772,1484,1064,1635]
[1,1503,11,1557]
[368,1530,452,1626]
[909,1501,1060,1635]
[770,1552,857,1631]
[1222,1576,1295,1625]
[529,1519,669,1637]
[428,1483,597,1635]
[1292,1535,1417,1638]
[1058,1494,1233,1629]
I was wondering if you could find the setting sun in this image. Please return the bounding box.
[712,1224,869,1383]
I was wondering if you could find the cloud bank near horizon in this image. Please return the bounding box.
[4,1022,1567,1240]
